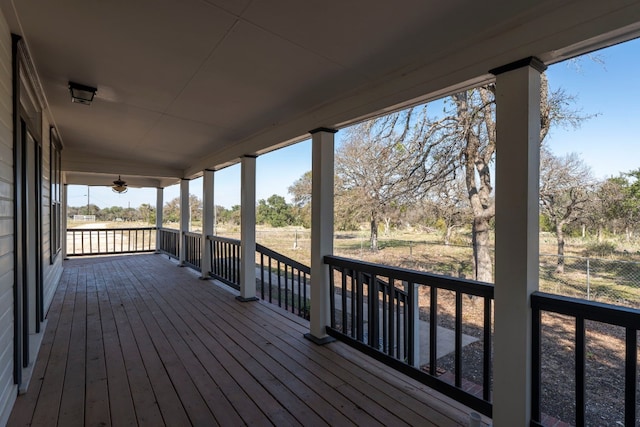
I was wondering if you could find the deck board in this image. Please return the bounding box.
[8,253,482,426]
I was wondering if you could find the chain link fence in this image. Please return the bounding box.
[219,228,640,309]
[539,254,640,308]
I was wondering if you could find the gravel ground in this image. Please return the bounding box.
[418,291,638,427]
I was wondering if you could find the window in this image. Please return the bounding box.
[50,127,61,262]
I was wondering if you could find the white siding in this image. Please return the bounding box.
[0,6,15,427]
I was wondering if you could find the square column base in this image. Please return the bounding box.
[236,295,259,302]
[304,333,336,345]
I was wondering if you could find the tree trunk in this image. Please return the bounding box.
[473,216,492,282]
[370,213,378,251]
[383,217,391,236]
[555,222,565,274]
[444,225,454,245]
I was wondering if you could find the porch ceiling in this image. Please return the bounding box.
[2,0,640,188]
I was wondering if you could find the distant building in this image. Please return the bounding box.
[72,215,96,222]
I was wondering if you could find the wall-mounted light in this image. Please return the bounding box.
[112,175,128,193]
[68,81,97,105]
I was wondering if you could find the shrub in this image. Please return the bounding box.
[584,242,616,257]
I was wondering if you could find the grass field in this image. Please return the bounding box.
[68,220,640,307]
[219,225,640,308]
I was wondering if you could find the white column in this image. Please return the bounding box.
[62,184,68,259]
[155,187,163,253]
[179,179,190,266]
[305,128,336,344]
[492,57,545,426]
[238,156,258,301]
[201,169,214,279]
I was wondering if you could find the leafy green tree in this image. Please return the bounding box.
[163,197,180,223]
[288,171,312,228]
[622,169,640,240]
[597,169,640,240]
[217,205,241,225]
[256,194,294,227]
[139,203,155,224]
[189,194,203,223]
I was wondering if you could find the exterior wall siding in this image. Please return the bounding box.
[0,6,15,426]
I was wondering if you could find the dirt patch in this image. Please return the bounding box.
[422,292,636,426]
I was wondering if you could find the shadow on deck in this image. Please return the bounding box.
[8,253,485,426]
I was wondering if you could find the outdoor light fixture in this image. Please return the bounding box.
[112,175,128,194]
[68,81,97,105]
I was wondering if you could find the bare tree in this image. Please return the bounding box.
[336,108,425,250]
[539,149,594,273]
[425,175,471,245]
[407,74,585,282]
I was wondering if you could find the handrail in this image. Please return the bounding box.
[256,242,310,319]
[324,255,494,298]
[256,243,310,274]
[324,254,494,417]
[204,236,311,319]
[206,234,241,245]
[531,291,639,426]
[68,226,156,232]
[67,227,156,256]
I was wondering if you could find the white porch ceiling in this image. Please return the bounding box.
[2,0,640,188]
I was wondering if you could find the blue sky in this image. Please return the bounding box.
[68,38,639,209]
[544,37,640,179]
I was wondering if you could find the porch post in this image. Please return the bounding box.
[491,57,545,426]
[62,184,68,259]
[155,187,163,253]
[238,156,258,302]
[201,169,214,279]
[179,179,190,266]
[305,128,336,344]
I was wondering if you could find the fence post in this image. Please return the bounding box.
[586,258,591,300]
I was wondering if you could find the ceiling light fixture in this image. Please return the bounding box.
[112,175,128,193]
[68,81,97,105]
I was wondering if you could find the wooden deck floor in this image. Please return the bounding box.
[8,253,482,426]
